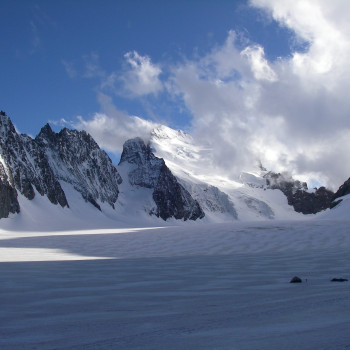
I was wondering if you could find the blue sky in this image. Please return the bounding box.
[1,1,350,189]
[1,0,295,134]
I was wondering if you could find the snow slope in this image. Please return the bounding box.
[0,114,335,225]
[1,215,350,349]
[1,121,350,349]
[1,183,350,349]
[150,125,306,221]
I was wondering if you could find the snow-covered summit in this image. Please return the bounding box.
[0,112,346,228]
[37,124,122,210]
[119,137,204,221]
[148,124,336,220]
[0,113,123,219]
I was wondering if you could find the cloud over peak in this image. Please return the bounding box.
[69,1,350,190]
[120,51,163,97]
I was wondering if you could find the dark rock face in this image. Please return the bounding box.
[0,114,122,218]
[290,276,302,283]
[37,125,122,210]
[333,178,350,199]
[0,163,20,218]
[331,178,350,208]
[265,172,334,214]
[120,137,163,188]
[120,138,204,221]
[153,163,204,221]
[0,115,68,217]
[331,278,348,282]
[290,186,334,214]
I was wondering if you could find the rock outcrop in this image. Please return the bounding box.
[36,124,122,210]
[331,177,350,208]
[0,114,68,219]
[119,138,205,221]
[264,172,334,214]
[0,162,20,218]
[0,113,122,218]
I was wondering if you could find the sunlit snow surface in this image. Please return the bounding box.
[1,193,350,349]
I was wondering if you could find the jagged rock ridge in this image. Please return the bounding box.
[0,113,122,218]
[119,137,205,221]
[0,162,20,218]
[36,124,122,210]
[331,177,350,208]
[1,111,348,223]
[0,114,68,219]
[264,171,334,214]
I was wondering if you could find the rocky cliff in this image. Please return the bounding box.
[36,124,122,210]
[0,113,122,218]
[264,171,334,214]
[119,137,205,221]
[0,114,68,219]
[331,177,350,208]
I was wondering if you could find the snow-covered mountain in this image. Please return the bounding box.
[118,137,204,221]
[0,112,348,228]
[149,125,328,221]
[0,114,68,219]
[0,113,121,220]
[36,124,122,210]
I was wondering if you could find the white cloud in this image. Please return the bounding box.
[167,1,350,189]
[83,52,105,78]
[72,93,159,154]
[250,0,350,87]
[120,51,163,97]
[62,60,77,78]
[59,52,163,157]
[241,45,277,82]
[62,1,350,190]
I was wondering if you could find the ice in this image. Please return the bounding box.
[1,167,350,349]
[1,214,350,349]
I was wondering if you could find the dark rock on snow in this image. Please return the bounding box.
[265,172,334,214]
[331,177,350,208]
[0,114,69,218]
[290,276,303,283]
[331,278,348,282]
[36,124,122,210]
[0,113,122,218]
[119,137,205,221]
[1,111,350,221]
[0,163,20,218]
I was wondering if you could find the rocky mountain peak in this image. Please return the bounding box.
[0,114,123,218]
[331,177,350,208]
[0,116,69,217]
[151,125,189,142]
[264,171,334,214]
[333,177,350,199]
[37,125,122,210]
[119,137,155,167]
[36,123,57,145]
[119,137,204,221]
[0,113,16,137]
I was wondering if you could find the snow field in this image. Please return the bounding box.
[1,219,350,349]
